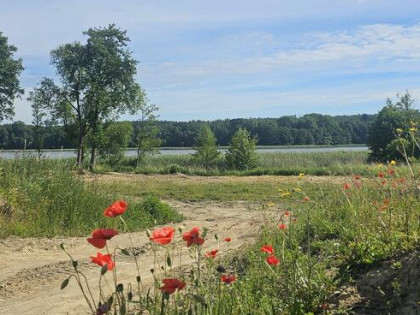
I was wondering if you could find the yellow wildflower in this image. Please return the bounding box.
[409,127,417,132]
[293,188,302,192]
[390,160,396,166]
[281,192,291,198]
[378,163,384,168]
[266,202,275,207]
[395,128,403,134]
[298,173,305,178]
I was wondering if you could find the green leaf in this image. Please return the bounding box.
[101,264,108,275]
[60,278,70,290]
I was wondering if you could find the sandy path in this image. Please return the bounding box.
[0,200,264,315]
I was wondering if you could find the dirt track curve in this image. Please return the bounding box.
[0,200,264,315]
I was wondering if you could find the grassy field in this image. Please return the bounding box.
[1,154,420,313]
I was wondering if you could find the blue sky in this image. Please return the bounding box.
[2,0,420,123]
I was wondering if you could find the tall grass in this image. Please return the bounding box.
[97,151,372,176]
[0,158,183,238]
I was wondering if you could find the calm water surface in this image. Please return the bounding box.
[0,146,368,159]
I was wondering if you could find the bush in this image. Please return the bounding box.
[226,128,258,170]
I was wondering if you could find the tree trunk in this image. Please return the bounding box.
[89,146,97,171]
[77,135,84,168]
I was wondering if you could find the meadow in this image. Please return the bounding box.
[1,151,420,314]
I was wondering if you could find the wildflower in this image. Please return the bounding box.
[354,175,361,180]
[266,255,280,266]
[205,249,218,259]
[343,183,351,190]
[409,127,417,132]
[224,237,231,242]
[159,278,186,294]
[90,252,115,271]
[293,188,302,192]
[381,180,387,185]
[396,128,403,134]
[221,275,236,284]
[182,227,205,247]
[149,227,175,245]
[284,210,290,216]
[388,168,395,176]
[390,160,397,165]
[260,245,274,255]
[281,191,291,198]
[298,173,305,178]
[266,202,275,207]
[103,200,127,217]
[87,228,118,249]
[378,163,384,168]
[303,196,310,202]
[378,172,384,178]
[278,223,287,230]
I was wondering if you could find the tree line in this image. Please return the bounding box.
[0,113,374,151]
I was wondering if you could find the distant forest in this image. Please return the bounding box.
[0,113,374,150]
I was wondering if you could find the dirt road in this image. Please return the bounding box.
[0,200,264,315]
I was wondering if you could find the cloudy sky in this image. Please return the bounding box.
[2,0,420,123]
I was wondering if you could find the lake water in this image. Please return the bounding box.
[0,146,368,159]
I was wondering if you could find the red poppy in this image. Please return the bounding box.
[221,275,236,284]
[278,223,287,230]
[260,245,274,255]
[90,252,115,270]
[303,196,310,202]
[159,278,186,294]
[205,249,218,259]
[103,200,127,217]
[149,227,175,245]
[182,227,205,247]
[343,183,351,190]
[378,172,384,178]
[224,237,231,242]
[388,168,395,176]
[87,228,118,249]
[266,255,280,266]
[354,175,361,180]
[284,210,290,216]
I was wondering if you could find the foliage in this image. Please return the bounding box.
[0,31,24,122]
[42,24,141,169]
[193,125,221,170]
[27,78,59,156]
[134,97,161,166]
[0,158,182,237]
[98,121,133,167]
[368,92,420,161]
[226,128,258,170]
[0,114,375,150]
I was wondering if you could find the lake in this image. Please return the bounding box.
[0,146,368,159]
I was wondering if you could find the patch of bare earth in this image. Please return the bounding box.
[0,199,263,315]
[329,250,420,314]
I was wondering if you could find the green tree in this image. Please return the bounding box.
[226,128,258,170]
[193,125,221,170]
[135,97,161,166]
[0,31,24,121]
[28,78,59,156]
[47,24,141,169]
[368,92,420,161]
[98,121,133,167]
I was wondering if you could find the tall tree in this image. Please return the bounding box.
[368,92,420,161]
[135,97,161,166]
[28,78,58,156]
[193,125,221,170]
[48,24,141,169]
[0,31,24,121]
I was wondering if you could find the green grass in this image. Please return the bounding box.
[0,158,183,238]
